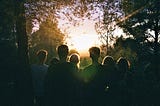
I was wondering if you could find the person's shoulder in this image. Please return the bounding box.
[57,61,72,67]
[43,64,49,68]
[38,64,48,70]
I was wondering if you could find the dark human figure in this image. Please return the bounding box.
[115,57,133,106]
[69,53,80,71]
[47,57,59,71]
[68,53,83,81]
[68,53,84,105]
[102,56,118,85]
[101,56,118,106]
[83,47,102,83]
[83,47,103,106]
[31,49,48,106]
[45,45,75,106]
[117,57,130,75]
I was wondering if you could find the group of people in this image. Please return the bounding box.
[31,44,159,106]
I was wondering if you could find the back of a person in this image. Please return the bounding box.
[31,49,48,106]
[82,47,103,106]
[113,57,132,106]
[83,63,102,83]
[49,61,75,106]
[102,56,118,86]
[69,53,81,77]
[45,45,76,106]
[101,56,119,106]
[82,63,103,106]
[31,64,48,97]
[83,47,102,83]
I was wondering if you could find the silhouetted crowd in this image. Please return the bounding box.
[31,44,160,106]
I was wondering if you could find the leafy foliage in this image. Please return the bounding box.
[107,37,138,67]
[95,0,123,54]
[0,0,16,42]
[29,18,65,63]
[118,0,160,70]
[119,0,160,44]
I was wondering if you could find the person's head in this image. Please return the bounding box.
[117,57,130,72]
[36,49,48,64]
[57,45,69,61]
[69,53,80,68]
[89,47,100,61]
[102,55,115,66]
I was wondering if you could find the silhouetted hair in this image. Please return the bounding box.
[57,45,69,59]
[89,47,100,59]
[69,53,80,64]
[117,57,130,71]
[102,55,115,66]
[36,49,48,63]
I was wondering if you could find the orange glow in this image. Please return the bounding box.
[68,34,100,56]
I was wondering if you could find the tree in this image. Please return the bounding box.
[119,0,160,78]
[0,0,34,105]
[95,0,123,54]
[29,18,64,63]
[0,0,15,42]
[107,36,138,67]
[119,0,160,58]
[25,0,92,34]
[15,0,34,105]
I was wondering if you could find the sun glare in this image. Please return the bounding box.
[68,34,100,56]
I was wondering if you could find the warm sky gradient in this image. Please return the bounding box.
[58,18,101,56]
[66,20,101,56]
[57,5,125,56]
[58,18,124,56]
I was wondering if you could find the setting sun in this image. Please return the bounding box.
[68,34,100,56]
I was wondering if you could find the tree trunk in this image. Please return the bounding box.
[15,0,34,105]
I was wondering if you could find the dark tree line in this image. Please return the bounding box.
[0,0,33,105]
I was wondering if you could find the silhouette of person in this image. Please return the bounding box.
[83,47,103,106]
[68,53,80,70]
[47,57,59,71]
[117,57,130,76]
[68,53,83,82]
[68,53,84,105]
[115,57,133,106]
[31,49,48,106]
[83,47,102,83]
[44,57,59,103]
[101,56,118,106]
[102,56,118,84]
[45,45,76,106]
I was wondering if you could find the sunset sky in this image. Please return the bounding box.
[58,18,124,56]
[65,19,101,56]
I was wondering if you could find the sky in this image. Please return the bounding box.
[56,2,126,56]
[57,8,102,56]
[58,19,101,56]
[32,11,124,56]
[58,17,124,56]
